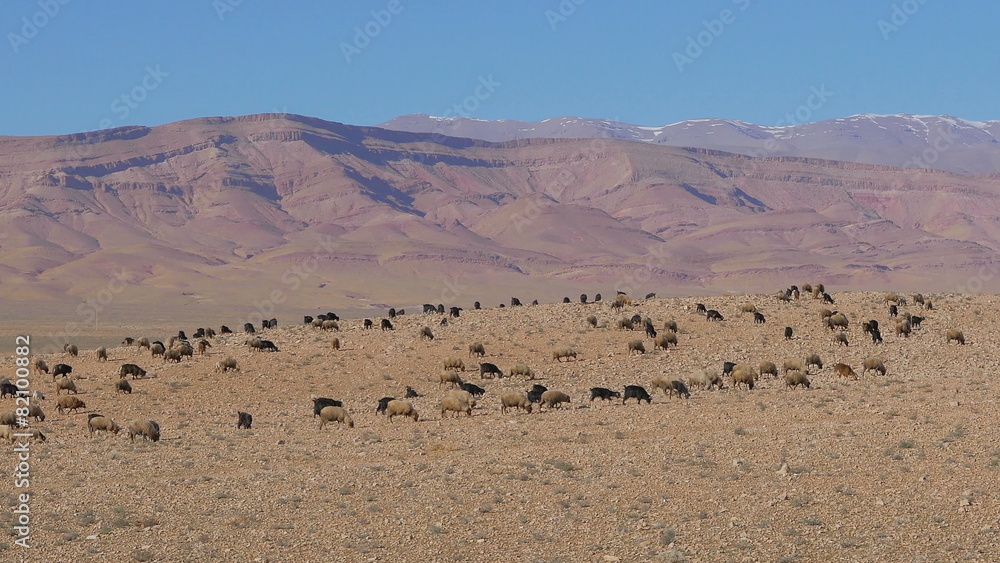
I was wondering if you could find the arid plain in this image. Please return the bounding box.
[1,290,998,562]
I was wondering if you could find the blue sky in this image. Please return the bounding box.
[2,0,997,135]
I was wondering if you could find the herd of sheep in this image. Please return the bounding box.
[0,287,969,444]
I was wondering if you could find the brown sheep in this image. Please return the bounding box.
[321,320,340,331]
[732,369,755,390]
[819,308,834,320]
[912,293,925,307]
[127,419,161,441]
[55,378,78,395]
[443,357,465,372]
[552,348,578,362]
[318,406,354,429]
[196,339,212,355]
[468,342,486,358]
[654,333,678,350]
[895,319,912,338]
[784,370,811,389]
[827,313,849,331]
[439,371,463,388]
[509,364,535,379]
[740,303,757,315]
[331,337,341,351]
[540,390,571,409]
[163,348,183,363]
[862,357,887,376]
[783,358,806,374]
[586,314,598,328]
[500,392,533,415]
[32,358,49,375]
[884,292,900,305]
[56,396,86,414]
[811,286,822,299]
[115,379,132,394]
[440,395,472,418]
[805,353,823,372]
[650,375,673,396]
[801,283,813,294]
[150,343,166,358]
[833,363,859,380]
[758,361,778,378]
[688,368,723,390]
[94,346,108,362]
[215,357,238,372]
[385,400,419,422]
[616,318,634,330]
[64,343,79,357]
[834,332,849,346]
[627,339,646,355]
[418,326,434,340]
[137,337,151,350]
[88,415,121,436]
[946,329,965,345]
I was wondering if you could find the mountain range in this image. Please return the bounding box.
[1,112,999,322]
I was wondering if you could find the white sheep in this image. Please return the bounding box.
[385,400,419,422]
[318,406,354,429]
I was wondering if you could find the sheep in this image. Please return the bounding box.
[237,411,253,429]
[884,292,900,305]
[196,339,212,355]
[627,339,646,355]
[163,348,183,363]
[540,390,572,409]
[459,382,486,397]
[119,363,147,379]
[509,364,535,379]
[440,395,473,418]
[468,342,486,358]
[64,343,79,357]
[115,379,133,394]
[381,319,394,331]
[404,386,421,398]
[654,333,678,350]
[0,412,15,426]
[446,389,477,408]
[805,353,823,372]
[56,396,86,414]
[733,364,758,382]
[862,357,887,376]
[732,369,755,390]
[833,363,859,380]
[925,300,933,310]
[616,318,634,331]
[741,303,758,315]
[946,329,965,345]
[623,385,652,404]
[250,339,279,352]
[753,312,766,324]
[586,314,598,328]
[311,319,324,328]
[552,348,578,362]
[590,387,621,401]
[895,319,912,338]
[834,332,849,346]
[827,313,849,331]
[811,286,822,299]
[650,376,679,397]
[385,400,419,422]
[418,326,435,340]
[312,397,343,417]
[136,337,151,350]
[150,343,166,358]
[663,320,678,333]
[0,425,14,444]
[56,378,78,395]
[94,346,108,362]
[783,358,806,374]
[784,326,795,340]
[321,320,340,331]
[127,419,161,441]
[705,309,724,321]
[215,357,238,373]
[32,358,49,375]
[23,403,44,422]
[912,293,925,307]
[443,357,465,372]
[500,392,533,414]
[439,371,463,388]
[122,337,135,347]
[479,362,503,379]
[318,406,354,429]
[611,293,631,309]
[695,303,707,314]
[88,415,121,436]
[205,328,217,338]
[758,361,778,378]
[784,370,811,389]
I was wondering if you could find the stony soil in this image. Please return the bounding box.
[1,291,999,562]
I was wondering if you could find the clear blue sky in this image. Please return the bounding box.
[2,0,997,136]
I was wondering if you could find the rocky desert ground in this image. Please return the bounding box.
[1,290,999,562]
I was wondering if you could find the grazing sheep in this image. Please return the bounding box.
[946,329,965,345]
[88,415,121,436]
[827,313,849,331]
[64,343,79,357]
[311,319,324,328]
[912,293,925,307]
[509,364,535,379]
[119,363,147,379]
[468,342,486,358]
[312,397,343,417]
[616,318,634,331]
[418,326,434,340]
[440,371,464,388]
[0,412,15,426]
[318,406,354,429]
[540,390,572,409]
[695,303,707,314]
[783,358,806,374]
[32,358,49,375]
[627,339,646,355]
[205,328,217,338]
[94,346,108,362]
[884,292,900,305]
[835,332,849,346]
[552,348,578,362]
[446,389,477,407]
[321,320,340,331]
[196,339,212,355]
[623,385,652,404]
[440,395,473,418]
[55,378,78,395]
[654,333,678,350]
[405,386,421,398]
[732,370,755,390]
[805,353,823,372]
[500,392,533,414]
[237,411,253,429]
[479,362,503,379]
[811,286,822,299]
[759,361,778,378]
[586,314,598,328]
[0,424,14,444]
[741,303,758,315]
[459,382,486,397]
[443,357,465,372]
[663,320,678,333]
[753,312,766,324]
[115,379,133,394]
[56,396,86,414]
[122,337,135,347]
[254,339,279,352]
[19,403,44,422]
[819,308,834,320]
[150,343,166,358]
[526,384,548,404]
[215,357,239,373]
[127,419,161,442]
[833,363,858,380]
[611,294,631,310]
[862,357,887,376]
[385,400,419,422]
[381,319,394,331]
[705,309,724,321]
[589,387,621,401]
[895,319,912,338]
[784,370,811,389]
[163,348,183,363]
[650,376,673,396]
